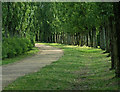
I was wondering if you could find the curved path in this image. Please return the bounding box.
[2,43,63,89]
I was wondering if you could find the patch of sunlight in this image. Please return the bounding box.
[37,43,44,44]
[65,45,93,49]
[50,43,60,46]
[38,43,60,46]
[79,45,91,48]
[108,60,111,63]
[97,46,100,49]
[64,45,78,48]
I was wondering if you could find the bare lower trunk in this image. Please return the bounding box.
[113,2,120,77]
[100,27,106,50]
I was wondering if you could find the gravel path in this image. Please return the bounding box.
[1,43,63,89]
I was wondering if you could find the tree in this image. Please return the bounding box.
[113,2,120,77]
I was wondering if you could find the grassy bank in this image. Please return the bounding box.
[4,43,120,90]
[1,47,39,65]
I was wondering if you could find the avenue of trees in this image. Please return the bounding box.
[2,2,120,77]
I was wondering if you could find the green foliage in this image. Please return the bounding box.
[2,37,34,59]
[2,2,114,57]
[1,47,39,65]
[2,2,37,38]
[2,41,8,58]
[2,2,114,42]
[4,43,119,90]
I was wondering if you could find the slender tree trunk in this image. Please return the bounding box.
[92,27,97,48]
[55,33,57,43]
[52,33,55,43]
[88,33,91,47]
[89,31,93,47]
[113,2,120,77]
[67,33,71,45]
[86,34,88,46]
[100,27,106,50]
[63,33,65,44]
[80,35,84,46]
[110,19,115,70]
[76,33,80,46]
[105,20,110,53]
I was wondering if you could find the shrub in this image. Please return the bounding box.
[2,37,34,59]
[23,38,33,50]
[18,38,28,53]
[2,41,8,58]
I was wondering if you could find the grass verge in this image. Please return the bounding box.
[4,43,120,90]
[1,47,39,65]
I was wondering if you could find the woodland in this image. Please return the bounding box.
[1,2,120,90]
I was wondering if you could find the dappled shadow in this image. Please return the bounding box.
[102,51,109,54]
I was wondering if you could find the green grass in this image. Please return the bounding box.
[4,43,120,90]
[1,47,39,65]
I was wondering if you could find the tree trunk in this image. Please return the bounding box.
[76,33,80,46]
[105,20,110,53]
[100,27,106,50]
[109,17,115,70]
[88,33,91,47]
[86,34,88,46]
[89,31,93,47]
[113,2,120,77]
[92,27,97,48]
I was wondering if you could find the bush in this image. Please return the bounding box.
[2,41,8,58]
[2,37,34,59]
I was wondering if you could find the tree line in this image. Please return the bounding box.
[2,2,120,77]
